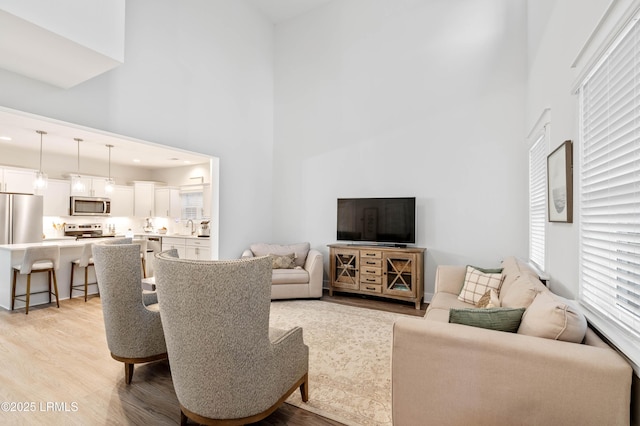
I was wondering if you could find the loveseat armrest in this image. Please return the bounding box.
[303,249,323,298]
[392,318,631,426]
[434,265,466,295]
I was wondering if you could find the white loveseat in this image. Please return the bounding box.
[242,242,323,300]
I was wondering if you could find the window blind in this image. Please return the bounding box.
[529,134,546,269]
[579,14,640,341]
[180,191,203,220]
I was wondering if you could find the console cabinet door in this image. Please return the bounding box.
[330,248,360,290]
[383,252,417,297]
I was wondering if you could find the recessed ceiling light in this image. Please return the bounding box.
[0,136,12,141]
[133,159,141,163]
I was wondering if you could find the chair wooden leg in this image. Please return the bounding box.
[141,257,147,278]
[180,410,188,426]
[48,270,52,304]
[300,373,309,402]
[11,270,17,311]
[84,266,89,302]
[125,363,134,384]
[25,274,31,315]
[51,269,60,308]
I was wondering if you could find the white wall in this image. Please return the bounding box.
[0,0,274,259]
[274,0,528,295]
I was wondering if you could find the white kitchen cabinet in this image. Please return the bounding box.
[110,185,134,217]
[161,237,186,258]
[41,179,70,216]
[162,237,210,260]
[133,182,155,217]
[186,238,211,260]
[70,176,109,197]
[154,187,180,218]
[1,167,36,193]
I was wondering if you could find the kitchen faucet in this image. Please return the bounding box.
[186,219,194,235]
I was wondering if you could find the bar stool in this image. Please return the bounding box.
[12,245,60,315]
[132,239,148,278]
[69,242,96,301]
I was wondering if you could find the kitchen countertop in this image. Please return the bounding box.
[132,233,210,240]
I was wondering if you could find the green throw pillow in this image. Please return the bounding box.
[468,264,504,274]
[449,307,526,333]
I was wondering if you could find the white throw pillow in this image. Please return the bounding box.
[458,266,505,305]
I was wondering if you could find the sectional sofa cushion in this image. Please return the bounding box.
[449,307,526,333]
[500,274,547,309]
[518,290,588,343]
[458,266,504,304]
[250,242,310,268]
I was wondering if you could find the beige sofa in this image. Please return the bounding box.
[242,242,323,300]
[392,256,632,426]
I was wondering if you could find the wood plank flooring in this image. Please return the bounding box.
[0,290,426,425]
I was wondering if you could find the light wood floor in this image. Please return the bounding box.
[0,291,426,425]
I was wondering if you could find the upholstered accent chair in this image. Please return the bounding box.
[92,239,167,384]
[154,251,309,425]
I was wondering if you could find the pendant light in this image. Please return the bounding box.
[105,144,115,193]
[71,138,86,193]
[33,130,48,190]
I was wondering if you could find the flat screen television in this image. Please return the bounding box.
[336,197,416,246]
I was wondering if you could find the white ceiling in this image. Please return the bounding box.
[247,0,333,24]
[0,109,211,169]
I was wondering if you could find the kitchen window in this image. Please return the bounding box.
[180,190,204,220]
[578,9,640,366]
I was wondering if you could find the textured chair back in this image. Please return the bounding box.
[92,240,166,359]
[18,245,60,274]
[154,252,275,419]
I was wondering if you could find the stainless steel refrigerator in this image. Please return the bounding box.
[0,193,43,244]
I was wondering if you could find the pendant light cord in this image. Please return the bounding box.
[36,130,47,172]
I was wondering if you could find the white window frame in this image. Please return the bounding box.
[577,8,640,370]
[529,131,547,270]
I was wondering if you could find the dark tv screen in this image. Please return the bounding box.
[337,197,416,245]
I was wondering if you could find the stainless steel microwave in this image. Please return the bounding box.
[70,196,111,216]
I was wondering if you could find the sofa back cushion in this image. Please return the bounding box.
[500,274,547,309]
[250,242,310,268]
[500,256,540,297]
[518,290,587,343]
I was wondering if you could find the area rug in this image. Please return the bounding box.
[269,300,413,426]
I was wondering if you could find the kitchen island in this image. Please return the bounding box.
[0,238,113,311]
